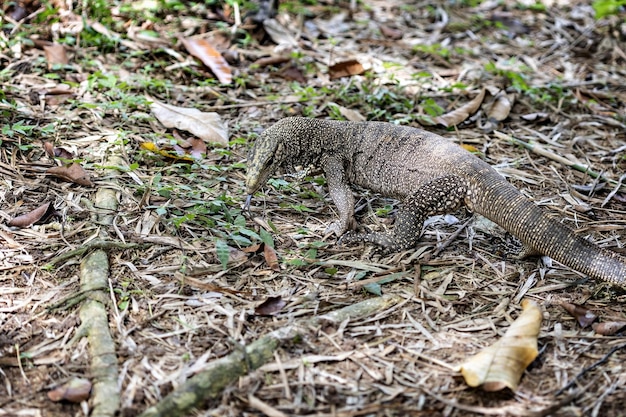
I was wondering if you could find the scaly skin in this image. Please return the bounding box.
[246,117,626,288]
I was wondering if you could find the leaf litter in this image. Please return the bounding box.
[1,0,626,416]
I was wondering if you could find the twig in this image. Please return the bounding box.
[494,131,626,192]
[554,343,626,396]
[138,294,403,417]
[45,240,143,266]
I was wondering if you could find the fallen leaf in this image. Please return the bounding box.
[8,202,52,228]
[140,142,195,162]
[252,56,291,67]
[264,243,280,271]
[47,163,93,186]
[277,64,306,83]
[486,92,515,122]
[177,275,250,296]
[460,144,479,153]
[422,89,486,127]
[560,302,597,328]
[43,142,75,160]
[48,377,91,403]
[520,112,549,122]
[337,105,366,122]
[329,59,365,80]
[181,37,232,84]
[262,18,298,47]
[592,321,626,336]
[148,96,229,146]
[458,299,542,391]
[43,44,68,69]
[242,243,263,253]
[8,4,27,21]
[255,296,287,316]
[379,24,403,39]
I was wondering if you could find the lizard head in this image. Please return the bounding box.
[245,127,286,195]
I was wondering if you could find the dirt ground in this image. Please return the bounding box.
[1,0,626,416]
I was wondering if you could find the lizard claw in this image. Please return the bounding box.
[325,221,345,237]
[243,195,253,217]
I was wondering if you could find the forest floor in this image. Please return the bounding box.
[1,0,626,416]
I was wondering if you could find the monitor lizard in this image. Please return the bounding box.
[245,117,626,288]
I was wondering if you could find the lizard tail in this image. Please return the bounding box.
[472,174,626,288]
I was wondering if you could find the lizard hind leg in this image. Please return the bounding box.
[341,175,468,253]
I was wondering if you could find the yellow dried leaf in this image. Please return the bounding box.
[424,89,486,127]
[140,142,195,162]
[458,299,542,391]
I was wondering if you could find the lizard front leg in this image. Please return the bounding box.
[342,176,468,252]
[322,155,357,236]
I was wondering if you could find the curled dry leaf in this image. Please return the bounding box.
[329,59,365,80]
[242,242,279,270]
[277,64,306,83]
[458,299,542,391]
[43,142,75,159]
[43,43,68,69]
[263,243,280,271]
[592,321,626,336]
[422,89,486,127]
[48,377,91,403]
[255,296,287,316]
[181,37,232,84]
[560,301,597,328]
[8,202,52,228]
[47,163,94,186]
[486,92,515,122]
[148,96,229,146]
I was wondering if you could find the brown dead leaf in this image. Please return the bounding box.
[181,37,232,84]
[264,244,280,271]
[242,243,263,253]
[486,92,515,122]
[379,24,403,39]
[592,321,626,336]
[148,96,229,146]
[43,44,68,69]
[8,202,52,228]
[177,275,250,296]
[422,89,486,127]
[47,163,93,186]
[278,64,306,83]
[255,296,287,316]
[253,56,291,67]
[48,377,91,403]
[560,302,597,328]
[329,59,365,80]
[458,299,542,391]
[43,142,75,160]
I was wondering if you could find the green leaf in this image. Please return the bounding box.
[239,227,261,241]
[215,239,230,270]
[593,0,626,18]
[260,228,274,247]
[363,283,382,296]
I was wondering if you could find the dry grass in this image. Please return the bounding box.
[1,0,626,416]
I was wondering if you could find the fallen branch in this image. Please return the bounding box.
[138,294,403,417]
